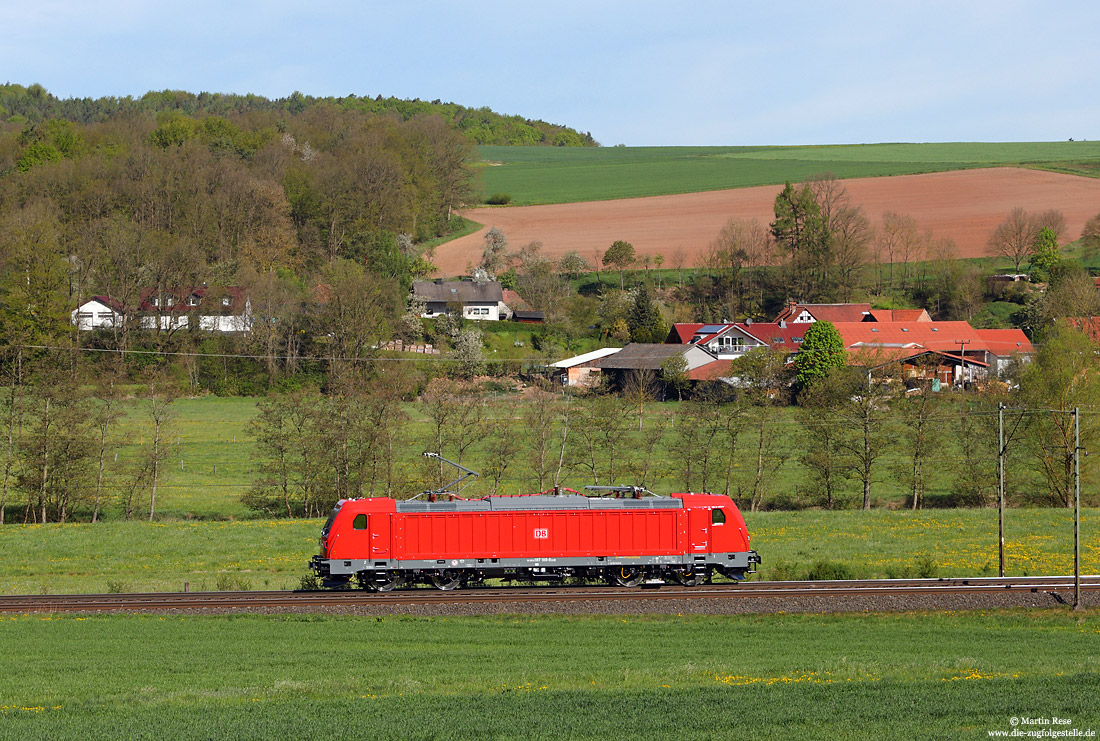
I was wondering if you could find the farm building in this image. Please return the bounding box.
[550,347,622,387]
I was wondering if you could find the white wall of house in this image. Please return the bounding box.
[422,301,501,320]
[138,309,252,333]
[140,315,189,331]
[987,353,1031,378]
[702,329,766,357]
[462,302,500,321]
[682,345,721,371]
[198,314,253,333]
[71,300,122,330]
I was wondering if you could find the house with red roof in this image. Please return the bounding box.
[665,321,806,359]
[863,308,932,323]
[973,329,1033,376]
[138,286,252,332]
[773,302,872,324]
[832,322,1031,383]
[1063,317,1100,343]
[73,286,253,333]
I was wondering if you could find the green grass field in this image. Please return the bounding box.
[2,508,1095,595]
[474,141,1100,204]
[84,395,1096,521]
[1,611,1096,739]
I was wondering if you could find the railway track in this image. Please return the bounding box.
[1,575,1097,613]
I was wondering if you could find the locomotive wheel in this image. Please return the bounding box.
[367,572,406,592]
[610,567,644,587]
[430,570,465,591]
[671,567,703,587]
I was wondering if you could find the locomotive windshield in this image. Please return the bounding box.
[320,503,343,539]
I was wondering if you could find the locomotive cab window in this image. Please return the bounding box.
[352,514,368,530]
[711,508,726,525]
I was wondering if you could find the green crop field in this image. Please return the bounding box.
[2,508,1095,595]
[474,141,1100,205]
[1,610,1096,739]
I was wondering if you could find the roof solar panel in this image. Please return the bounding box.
[698,324,726,334]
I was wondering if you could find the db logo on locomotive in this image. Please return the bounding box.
[533,528,549,539]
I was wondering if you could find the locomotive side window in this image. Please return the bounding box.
[353,514,368,530]
[711,508,726,525]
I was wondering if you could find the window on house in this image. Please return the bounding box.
[166,297,175,307]
[152,298,160,308]
[712,508,726,525]
[222,297,231,307]
[352,514,367,530]
[188,296,200,306]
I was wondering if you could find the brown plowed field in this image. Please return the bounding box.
[436,168,1100,275]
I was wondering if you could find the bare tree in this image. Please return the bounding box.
[523,389,561,491]
[734,348,790,510]
[706,218,772,317]
[671,248,687,288]
[834,358,898,510]
[481,399,523,494]
[0,347,24,525]
[146,373,177,521]
[1034,209,1067,242]
[797,385,846,509]
[831,206,871,301]
[91,374,123,522]
[669,398,725,493]
[572,395,630,485]
[893,385,941,509]
[1081,209,1100,255]
[621,369,659,430]
[987,207,1039,273]
[623,419,666,490]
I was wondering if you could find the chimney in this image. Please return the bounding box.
[779,319,786,328]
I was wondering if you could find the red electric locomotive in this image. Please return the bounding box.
[310,460,759,591]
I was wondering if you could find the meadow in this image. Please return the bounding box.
[78,393,1098,521]
[0,610,1096,739]
[474,141,1100,205]
[1,508,1095,595]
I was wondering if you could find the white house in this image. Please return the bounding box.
[73,287,252,334]
[138,286,252,332]
[667,322,806,359]
[71,296,126,330]
[412,279,507,321]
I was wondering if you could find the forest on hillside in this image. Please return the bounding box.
[0,83,598,147]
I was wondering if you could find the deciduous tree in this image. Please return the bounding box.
[602,240,636,290]
[794,320,845,391]
[1020,324,1100,507]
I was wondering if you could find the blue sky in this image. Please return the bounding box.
[4,1,1098,146]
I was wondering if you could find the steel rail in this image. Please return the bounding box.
[1,575,1097,613]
